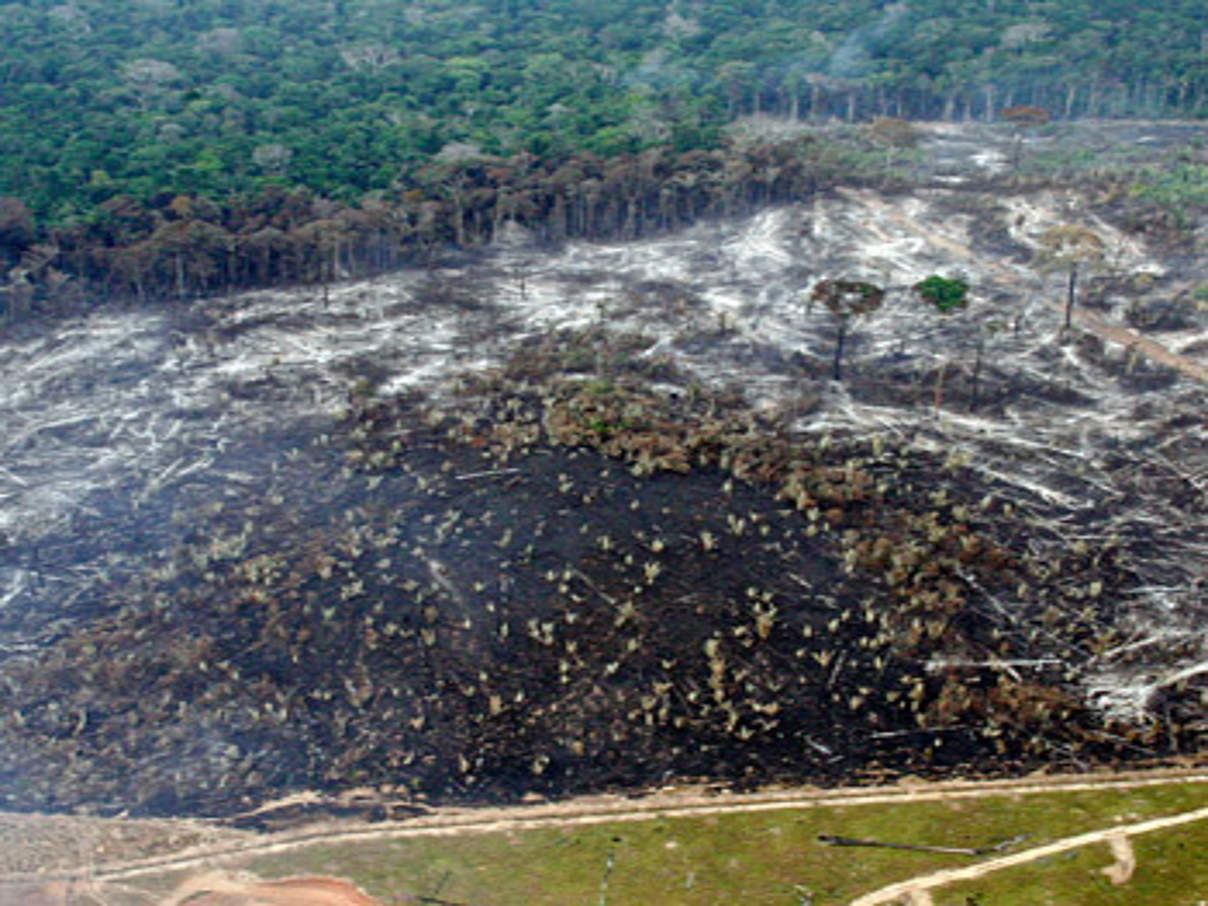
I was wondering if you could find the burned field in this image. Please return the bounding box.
[4,130,1208,821]
[0,343,1200,820]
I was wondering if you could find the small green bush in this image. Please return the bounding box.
[913,275,969,313]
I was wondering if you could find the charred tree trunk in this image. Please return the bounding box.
[833,318,847,381]
[1064,262,1078,333]
[971,338,984,412]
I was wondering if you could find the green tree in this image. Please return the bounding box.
[912,274,968,313]
[914,274,971,412]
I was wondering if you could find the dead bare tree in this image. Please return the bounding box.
[970,319,1007,412]
[1036,224,1106,335]
[1001,104,1050,171]
[810,279,885,381]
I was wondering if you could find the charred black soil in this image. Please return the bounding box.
[0,344,1200,820]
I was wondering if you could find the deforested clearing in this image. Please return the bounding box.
[0,122,1205,820]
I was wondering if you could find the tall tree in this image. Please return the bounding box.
[1036,225,1106,334]
[0,196,34,265]
[913,274,970,412]
[1000,105,1050,170]
[811,279,886,382]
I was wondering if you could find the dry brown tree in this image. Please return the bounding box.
[1035,224,1106,334]
[1001,104,1050,170]
[811,279,886,381]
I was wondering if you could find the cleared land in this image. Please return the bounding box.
[1,122,1205,904]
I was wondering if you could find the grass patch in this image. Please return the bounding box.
[126,779,1208,905]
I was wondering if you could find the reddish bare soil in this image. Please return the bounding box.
[160,873,384,906]
[0,874,385,906]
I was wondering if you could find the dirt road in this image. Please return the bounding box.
[852,802,1208,905]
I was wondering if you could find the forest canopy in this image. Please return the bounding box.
[3,0,1207,226]
[1,0,1206,319]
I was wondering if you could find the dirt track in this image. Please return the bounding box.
[1066,304,1208,386]
[851,800,1208,905]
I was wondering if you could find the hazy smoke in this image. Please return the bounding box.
[827,2,909,80]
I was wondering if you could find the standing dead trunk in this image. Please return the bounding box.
[833,318,847,381]
[1064,261,1078,332]
[970,338,984,411]
[813,279,885,383]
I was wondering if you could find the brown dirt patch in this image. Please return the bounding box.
[160,872,384,906]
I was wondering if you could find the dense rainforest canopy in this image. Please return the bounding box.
[0,0,1205,312]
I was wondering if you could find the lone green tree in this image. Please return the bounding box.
[811,279,885,381]
[913,274,968,313]
[1036,224,1106,334]
[913,274,969,412]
